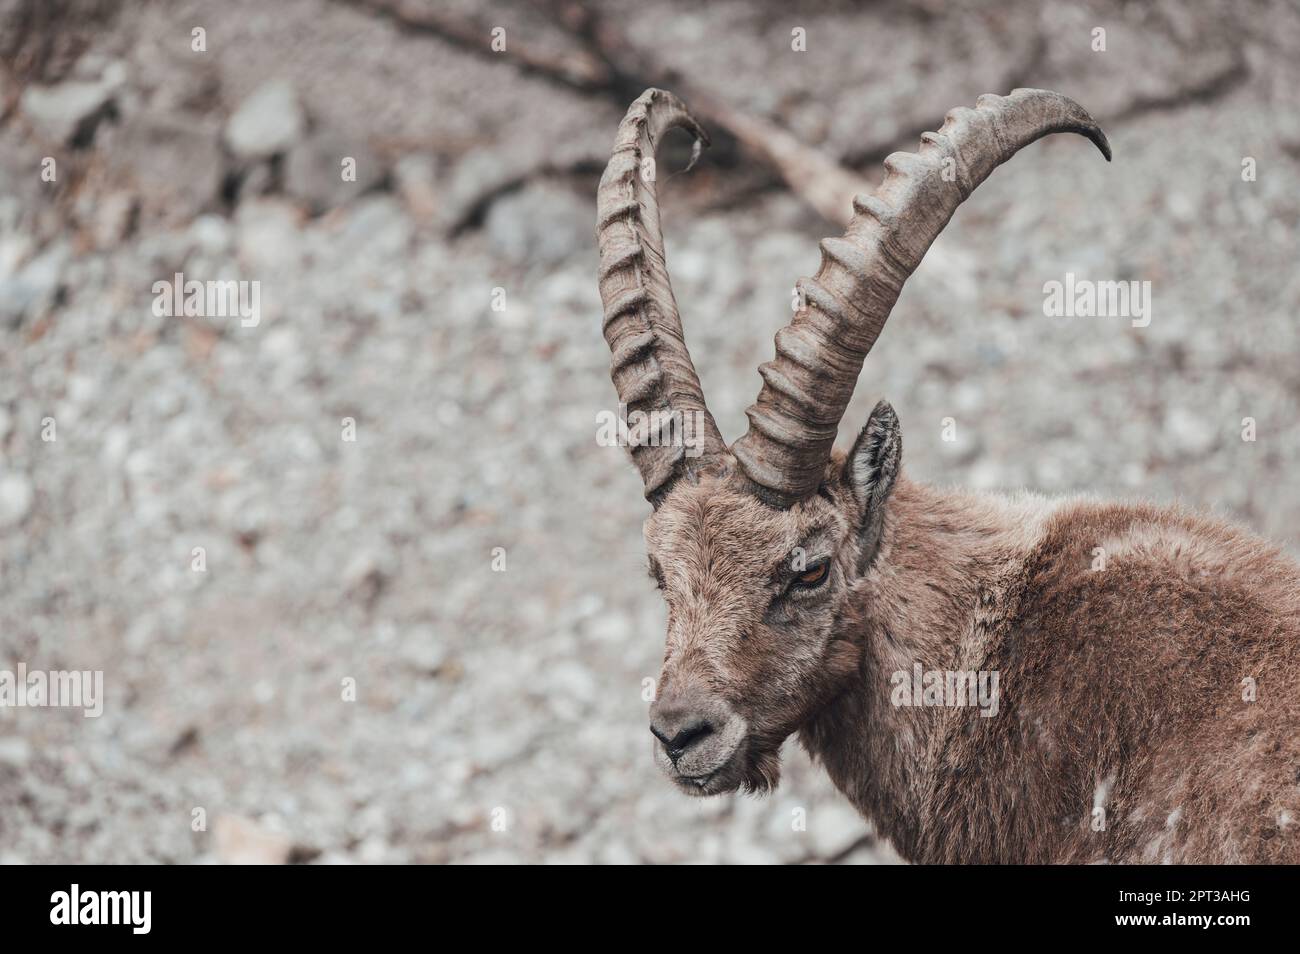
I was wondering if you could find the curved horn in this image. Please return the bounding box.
[597,88,725,502]
[730,88,1111,507]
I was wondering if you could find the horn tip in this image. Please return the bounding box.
[1079,123,1111,162]
[1094,131,1113,162]
[641,87,711,149]
[1007,87,1112,161]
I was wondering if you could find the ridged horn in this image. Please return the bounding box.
[596,88,726,503]
[730,88,1111,507]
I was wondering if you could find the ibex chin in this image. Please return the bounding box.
[595,88,1300,864]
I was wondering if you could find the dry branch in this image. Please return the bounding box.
[339,0,873,226]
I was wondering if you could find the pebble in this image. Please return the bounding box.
[213,814,293,865]
[20,76,119,145]
[224,80,306,160]
[484,181,590,267]
[0,736,32,767]
[0,472,34,528]
[1164,406,1219,458]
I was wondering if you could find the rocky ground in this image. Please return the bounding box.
[1,0,1298,863]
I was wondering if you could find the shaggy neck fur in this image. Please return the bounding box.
[802,475,1051,860]
[802,474,1300,863]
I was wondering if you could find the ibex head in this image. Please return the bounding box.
[596,88,1109,796]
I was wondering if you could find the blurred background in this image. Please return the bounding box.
[1,0,1298,863]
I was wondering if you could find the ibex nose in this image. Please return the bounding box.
[650,719,714,763]
[648,686,744,787]
[649,688,725,763]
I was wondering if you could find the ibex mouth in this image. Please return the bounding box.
[669,763,733,797]
[650,688,750,796]
[661,743,746,797]
[657,726,749,797]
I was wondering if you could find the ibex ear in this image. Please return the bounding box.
[843,400,901,570]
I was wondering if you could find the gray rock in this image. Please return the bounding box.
[442,147,517,231]
[224,80,306,160]
[0,472,34,528]
[342,547,395,605]
[393,154,439,222]
[0,242,68,328]
[337,195,412,260]
[0,736,31,767]
[1165,407,1219,458]
[20,74,119,145]
[399,625,447,673]
[484,181,590,267]
[234,198,306,272]
[91,191,138,246]
[187,214,234,257]
[284,131,384,213]
[212,814,292,865]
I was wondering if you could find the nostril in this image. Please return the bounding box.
[669,721,713,751]
[656,720,713,762]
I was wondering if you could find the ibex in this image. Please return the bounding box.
[595,88,1300,864]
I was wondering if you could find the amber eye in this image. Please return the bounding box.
[791,560,830,590]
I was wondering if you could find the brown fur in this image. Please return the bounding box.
[642,444,1300,863]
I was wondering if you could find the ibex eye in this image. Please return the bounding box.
[791,560,830,590]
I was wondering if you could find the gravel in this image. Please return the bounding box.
[224,79,307,160]
[0,472,34,528]
[18,62,124,145]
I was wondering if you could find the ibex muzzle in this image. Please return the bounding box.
[648,684,746,793]
[596,89,1300,863]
